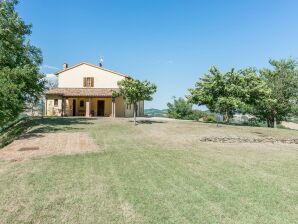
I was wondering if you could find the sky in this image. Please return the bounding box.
[17,0,298,109]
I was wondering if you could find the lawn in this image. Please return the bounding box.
[0,118,297,223]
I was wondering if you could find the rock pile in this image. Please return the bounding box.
[200,137,298,144]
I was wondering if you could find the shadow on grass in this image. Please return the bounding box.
[0,117,95,148]
[27,117,94,134]
[198,120,266,128]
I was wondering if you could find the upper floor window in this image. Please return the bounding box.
[83,77,94,87]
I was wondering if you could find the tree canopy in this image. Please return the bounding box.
[0,0,44,126]
[113,79,157,124]
[256,59,298,127]
[188,59,298,127]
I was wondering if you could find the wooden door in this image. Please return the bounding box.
[97,100,105,116]
[73,99,76,116]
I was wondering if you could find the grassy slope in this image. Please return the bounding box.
[0,118,297,223]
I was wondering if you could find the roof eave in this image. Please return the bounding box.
[54,62,132,78]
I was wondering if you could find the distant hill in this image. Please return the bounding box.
[144,108,168,117]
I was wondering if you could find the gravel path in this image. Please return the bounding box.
[282,121,298,130]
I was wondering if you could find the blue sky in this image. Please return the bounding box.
[18,0,298,109]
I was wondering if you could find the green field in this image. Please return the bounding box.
[0,118,297,223]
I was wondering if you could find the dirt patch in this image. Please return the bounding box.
[201,137,298,144]
[0,132,98,161]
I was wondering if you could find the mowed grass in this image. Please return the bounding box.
[0,118,297,223]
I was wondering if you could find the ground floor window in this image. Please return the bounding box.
[80,100,84,107]
[54,99,58,107]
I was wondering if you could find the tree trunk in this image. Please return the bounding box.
[273,116,277,128]
[133,103,138,125]
[267,118,275,128]
[267,119,271,128]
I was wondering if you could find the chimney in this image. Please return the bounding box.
[63,63,68,70]
[99,58,103,67]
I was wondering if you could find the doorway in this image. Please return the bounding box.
[72,99,76,116]
[97,100,105,116]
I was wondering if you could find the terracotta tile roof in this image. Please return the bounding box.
[45,88,118,97]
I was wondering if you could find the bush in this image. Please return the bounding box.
[202,114,216,122]
[167,97,207,121]
[187,110,207,121]
[167,97,194,120]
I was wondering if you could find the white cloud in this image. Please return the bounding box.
[45,73,56,79]
[43,74,57,83]
[43,64,59,70]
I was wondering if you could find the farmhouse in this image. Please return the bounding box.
[45,62,144,117]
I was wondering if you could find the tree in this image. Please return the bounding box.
[167,97,194,120]
[0,0,44,126]
[188,66,224,115]
[188,66,271,124]
[256,59,298,128]
[113,79,157,125]
[188,59,298,128]
[188,66,245,122]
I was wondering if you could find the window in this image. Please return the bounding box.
[80,100,84,107]
[83,77,94,87]
[54,99,58,107]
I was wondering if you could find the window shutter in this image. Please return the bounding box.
[91,77,94,87]
[83,77,86,87]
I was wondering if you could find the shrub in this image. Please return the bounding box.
[203,114,216,122]
[167,97,207,121]
[167,97,194,120]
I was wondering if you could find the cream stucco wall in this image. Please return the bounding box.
[115,97,125,117]
[46,63,146,118]
[58,64,125,88]
[124,100,144,117]
[46,96,144,118]
[46,95,63,116]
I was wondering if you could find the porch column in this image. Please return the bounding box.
[62,97,65,117]
[45,98,47,116]
[86,98,90,117]
[65,98,69,116]
[112,97,116,118]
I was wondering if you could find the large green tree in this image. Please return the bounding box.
[188,59,298,128]
[188,66,225,115]
[256,59,298,128]
[113,79,157,125]
[0,0,44,126]
[188,66,246,121]
[188,66,270,123]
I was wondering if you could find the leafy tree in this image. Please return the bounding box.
[188,66,224,114]
[0,68,22,124]
[113,79,157,125]
[167,97,194,120]
[256,59,298,128]
[0,0,44,126]
[188,59,298,128]
[188,66,271,124]
[188,66,245,122]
